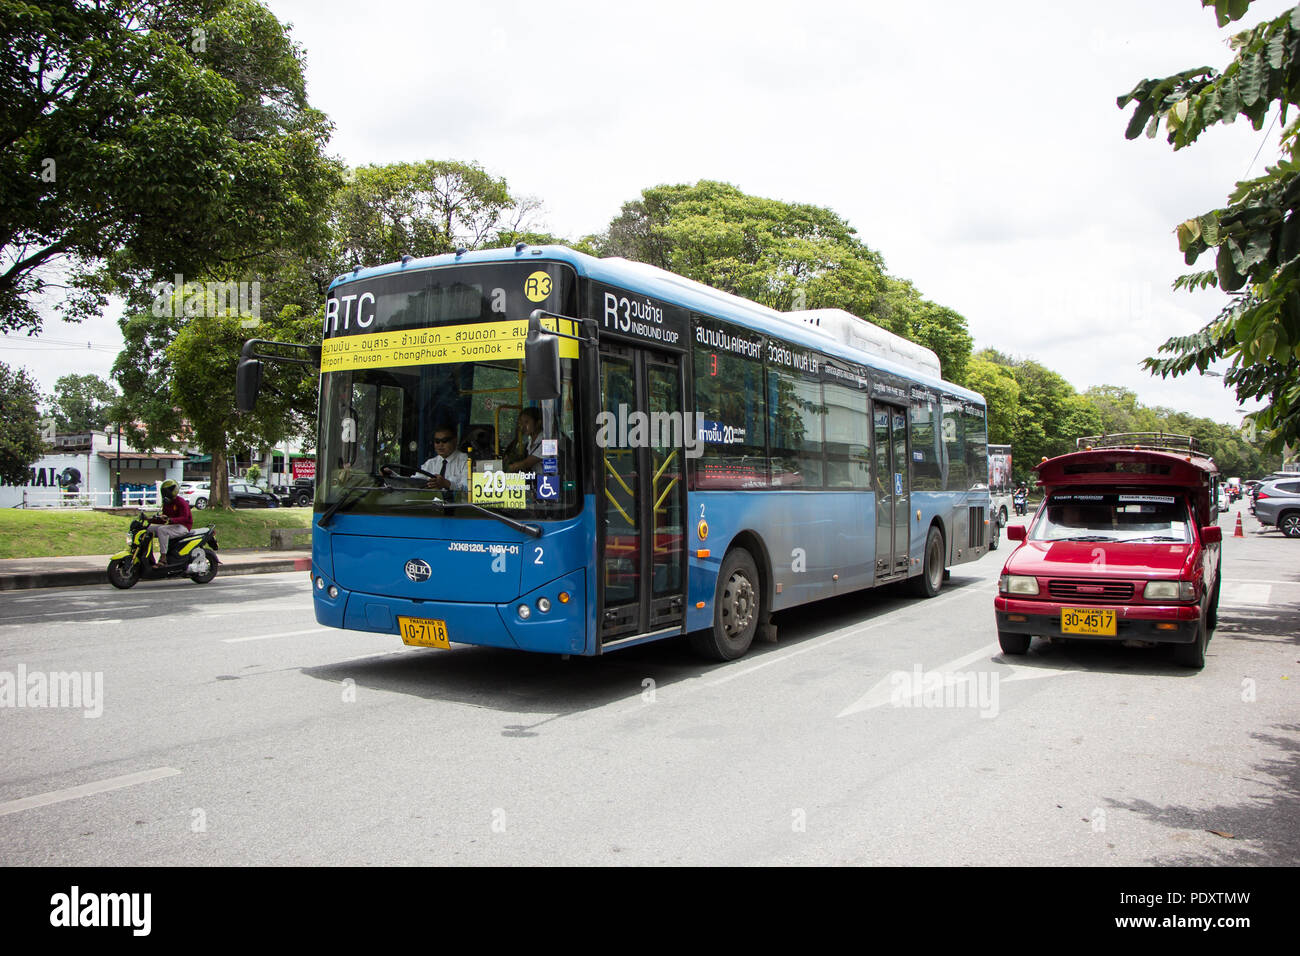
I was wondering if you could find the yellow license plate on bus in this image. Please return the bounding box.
[1061,608,1117,636]
[398,616,450,648]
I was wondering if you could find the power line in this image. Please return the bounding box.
[0,334,120,353]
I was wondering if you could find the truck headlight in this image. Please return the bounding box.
[1144,581,1195,601]
[999,574,1039,595]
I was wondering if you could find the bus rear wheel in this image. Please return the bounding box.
[910,526,945,598]
[691,548,760,661]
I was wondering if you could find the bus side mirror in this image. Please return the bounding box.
[236,358,263,413]
[525,314,561,401]
[1007,524,1027,541]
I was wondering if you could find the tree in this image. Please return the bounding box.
[1082,385,1161,435]
[595,181,974,380]
[113,294,318,509]
[42,373,118,432]
[1,0,339,333]
[963,353,1020,444]
[0,362,43,485]
[1117,0,1300,453]
[330,160,541,271]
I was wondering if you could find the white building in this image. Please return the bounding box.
[0,430,186,509]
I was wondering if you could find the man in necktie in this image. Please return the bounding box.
[420,425,468,496]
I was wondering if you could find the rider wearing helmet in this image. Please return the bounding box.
[151,479,194,564]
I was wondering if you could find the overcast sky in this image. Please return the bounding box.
[11,0,1295,425]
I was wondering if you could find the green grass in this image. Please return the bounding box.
[0,508,314,559]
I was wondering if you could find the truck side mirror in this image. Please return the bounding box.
[524,313,561,401]
[1200,526,1222,544]
[236,358,263,413]
[1007,524,1027,541]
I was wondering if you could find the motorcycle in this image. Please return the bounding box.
[107,511,220,589]
[1013,489,1028,516]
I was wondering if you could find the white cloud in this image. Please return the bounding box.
[16,0,1293,428]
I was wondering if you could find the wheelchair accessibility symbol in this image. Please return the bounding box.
[536,475,558,500]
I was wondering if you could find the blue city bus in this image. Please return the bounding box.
[239,245,992,660]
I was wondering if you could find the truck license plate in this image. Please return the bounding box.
[1061,608,1116,636]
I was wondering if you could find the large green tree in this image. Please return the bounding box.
[330,160,541,271]
[112,291,318,509]
[42,372,118,432]
[1,0,339,333]
[0,361,43,485]
[1118,0,1300,454]
[594,181,973,380]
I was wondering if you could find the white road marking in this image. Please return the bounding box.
[837,642,1002,717]
[222,627,332,643]
[0,767,181,817]
[707,582,997,689]
[1220,583,1273,607]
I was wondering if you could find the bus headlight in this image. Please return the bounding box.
[536,597,552,613]
[999,574,1039,595]
[517,604,531,620]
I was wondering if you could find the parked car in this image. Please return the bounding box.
[228,479,279,508]
[276,477,314,508]
[180,481,211,509]
[994,436,1222,669]
[1253,476,1300,537]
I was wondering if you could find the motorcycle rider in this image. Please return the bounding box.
[1013,481,1029,516]
[151,479,193,564]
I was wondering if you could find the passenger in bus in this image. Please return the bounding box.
[419,424,469,492]
[505,407,544,474]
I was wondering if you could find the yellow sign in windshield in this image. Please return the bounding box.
[320,319,578,373]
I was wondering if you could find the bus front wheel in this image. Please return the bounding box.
[691,548,760,661]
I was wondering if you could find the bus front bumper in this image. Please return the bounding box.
[312,567,588,655]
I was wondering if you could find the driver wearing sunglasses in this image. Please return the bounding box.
[419,425,468,492]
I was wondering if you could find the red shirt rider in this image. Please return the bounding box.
[162,491,193,530]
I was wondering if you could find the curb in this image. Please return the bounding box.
[0,556,312,592]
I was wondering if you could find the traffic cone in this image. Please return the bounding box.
[1234,512,1244,537]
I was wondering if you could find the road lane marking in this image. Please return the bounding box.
[1221,583,1272,606]
[837,642,1003,717]
[706,582,997,689]
[0,767,181,817]
[223,627,333,643]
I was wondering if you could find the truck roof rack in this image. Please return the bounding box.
[1075,432,1202,455]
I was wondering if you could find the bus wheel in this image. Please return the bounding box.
[691,548,759,661]
[911,526,944,598]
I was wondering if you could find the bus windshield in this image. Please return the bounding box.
[316,262,581,521]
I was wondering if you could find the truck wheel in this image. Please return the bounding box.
[998,630,1030,655]
[690,548,760,661]
[910,526,944,598]
[1173,617,1206,670]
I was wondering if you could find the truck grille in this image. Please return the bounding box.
[1047,579,1135,601]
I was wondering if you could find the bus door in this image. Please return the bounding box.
[597,345,687,644]
[873,401,911,580]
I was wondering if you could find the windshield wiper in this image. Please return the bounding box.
[425,497,543,539]
[1124,535,1184,542]
[318,484,387,527]
[1059,535,1115,542]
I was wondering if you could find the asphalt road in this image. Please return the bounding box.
[0,517,1296,866]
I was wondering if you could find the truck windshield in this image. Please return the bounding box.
[1030,492,1193,544]
[316,261,581,521]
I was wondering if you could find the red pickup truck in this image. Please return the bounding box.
[993,435,1223,669]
